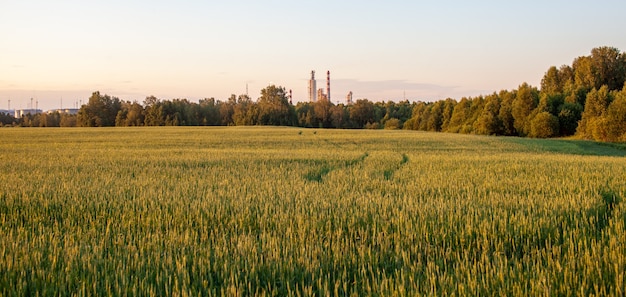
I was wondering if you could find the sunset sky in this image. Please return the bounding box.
[2,0,626,110]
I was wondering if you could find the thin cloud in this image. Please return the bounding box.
[333,79,456,93]
[330,78,476,102]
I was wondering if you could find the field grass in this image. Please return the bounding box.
[1,127,625,296]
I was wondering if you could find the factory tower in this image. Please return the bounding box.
[309,70,332,102]
[308,71,317,102]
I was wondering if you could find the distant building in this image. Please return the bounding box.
[14,109,42,118]
[346,91,353,105]
[0,109,14,116]
[47,108,79,115]
[317,88,328,102]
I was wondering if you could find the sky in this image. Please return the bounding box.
[2,0,626,111]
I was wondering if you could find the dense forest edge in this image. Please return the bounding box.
[2,46,625,142]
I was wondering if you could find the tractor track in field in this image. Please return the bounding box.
[383,153,409,181]
[303,152,369,183]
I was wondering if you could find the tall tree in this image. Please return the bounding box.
[144,96,164,126]
[603,86,626,141]
[313,98,333,128]
[233,94,257,125]
[511,83,539,136]
[257,85,295,126]
[573,55,595,91]
[541,66,562,95]
[330,104,349,128]
[218,95,236,126]
[426,100,444,132]
[474,93,501,135]
[447,98,471,133]
[349,99,375,128]
[198,98,220,126]
[589,46,626,91]
[498,90,516,135]
[77,91,122,127]
[577,86,614,139]
[440,99,456,132]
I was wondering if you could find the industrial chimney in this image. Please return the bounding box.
[326,71,331,102]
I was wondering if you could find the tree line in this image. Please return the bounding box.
[3,85,414,130]
[2,46,625,142]
[404,46,626,142]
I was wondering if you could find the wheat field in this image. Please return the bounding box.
[1,127,625,296]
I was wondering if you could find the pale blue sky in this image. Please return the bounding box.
[2,0,626,110]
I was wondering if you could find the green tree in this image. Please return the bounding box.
[313,98,333,128]
[440,99,456,132]
[0,112,16,126]
[511,83,539,136]
[557,102,583,136]
[218,95,236,126]
[425,101,444,132]
[116,101,145,126]
[474,93,501,135]
[573,55,594,91]
[589,46,626,91]
[257,85,295,126]
[541,66,562,95]
[38,112,61,127]
[295,102,315,127]
[577,86,613,139]
[77,91,122,127]
[59,113,77,127]
[603,86,626,141]
[541,65,574,95]
[458,96,485,134]
[417,104,432,131]
[233,94,257,125]
[447,98,471,133]
[143,96,164,126]
[498,90,516,135]
[384,118,400,130]
[404,101,428,131]
[385,100,414,127]
[198,98,220,126]
[349,99,375,128]
[529,112,559,138]
[330,104,349,128]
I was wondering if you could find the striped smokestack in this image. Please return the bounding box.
[327,71,330,102]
